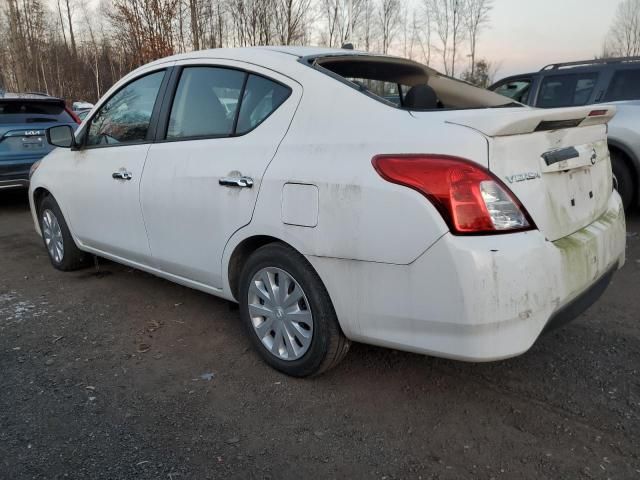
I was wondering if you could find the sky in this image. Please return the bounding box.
[472,0,620,78]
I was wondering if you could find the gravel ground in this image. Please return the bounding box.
[1,189,639,480]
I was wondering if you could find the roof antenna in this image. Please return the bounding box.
[342,43,354,50]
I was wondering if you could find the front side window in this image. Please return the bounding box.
[493,79,532,104]
[167,67,245,139]
[537,73,599,108]
[86,71,165,146]
[604,69,640,102]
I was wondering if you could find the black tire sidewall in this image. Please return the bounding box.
[238,244,336,377]
[38,196,84,270]
[611,153,634,212]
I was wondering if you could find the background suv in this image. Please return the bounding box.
[0,92,79,190]
[489,57,640,211]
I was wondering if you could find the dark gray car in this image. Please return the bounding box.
[489,57,640,211]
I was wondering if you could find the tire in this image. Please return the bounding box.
[38,195,90,271]
[611,151,635,212]
[238,243,350,377]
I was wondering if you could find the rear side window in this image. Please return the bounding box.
[604,69,640,102]
[167,67,245,139]
[236,75,291,134]
[492,79,532,104]
[0,101,74,124]
[537,73,599,108]
[166,68,291,140]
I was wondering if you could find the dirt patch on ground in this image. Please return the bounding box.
[1,189,639,479]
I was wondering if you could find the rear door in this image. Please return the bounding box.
[603,67,640,102]
[141,60,301,288]
[535,71,601,108]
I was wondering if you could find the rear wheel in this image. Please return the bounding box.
[38,195,90,271]
[611,151,635,212]
[238,243,350,377]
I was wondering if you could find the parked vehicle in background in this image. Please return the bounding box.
[29,47,626,376]
[72,101,94,112]
[489,57,640,211]
[0,93,79,190]
[76,109,91,121]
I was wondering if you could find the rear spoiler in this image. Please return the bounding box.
[447,106,616,137]
[0,97,65,106]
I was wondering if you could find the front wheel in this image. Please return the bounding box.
[38,195,90,271]
[238,243,350,377]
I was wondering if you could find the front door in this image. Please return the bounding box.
[141,61,301,288]
[61,69,168,264]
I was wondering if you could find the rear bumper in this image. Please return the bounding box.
[0,156,38,189]
[0,178,29,190]
[541,264,616,335]
[308,193,626,361]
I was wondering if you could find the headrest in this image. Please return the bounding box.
[404,84,439,110]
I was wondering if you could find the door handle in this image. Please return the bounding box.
[112,169,133,180]
[219,176,254,188]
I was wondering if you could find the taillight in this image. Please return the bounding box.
[372,154,535,235]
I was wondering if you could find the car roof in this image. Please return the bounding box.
[497,56,640,83]
[139,46,380,73]
[161,46,364,61]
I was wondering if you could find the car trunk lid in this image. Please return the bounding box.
[412,106,616,241]
[0,126,51,159]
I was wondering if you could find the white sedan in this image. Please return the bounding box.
[29,47,626,377]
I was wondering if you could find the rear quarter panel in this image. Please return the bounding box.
[226,66,490,269]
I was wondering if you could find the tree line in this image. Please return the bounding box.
[604,0,640,58]
[0,0,494,103]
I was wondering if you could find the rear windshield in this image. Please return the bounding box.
[310,55,516,110]
[0,101,74,124]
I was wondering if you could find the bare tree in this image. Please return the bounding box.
[274,0,311,45]
[604,0,640,57]
[64,0,78,58]
[413,8,431,64]
[377,0,400,54]
[425,0,449,74]
[109,0,180,65]
[461,58,498,87]
[229,0,276,47]
[56,0,69,52]
[199,0,227,48]
[463,0,491,76]
[425,0,465,76]
[358,0,375,50]
[318,0,343,47]
[0,0,494,103]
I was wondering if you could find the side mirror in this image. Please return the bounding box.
[47,125,76,148]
